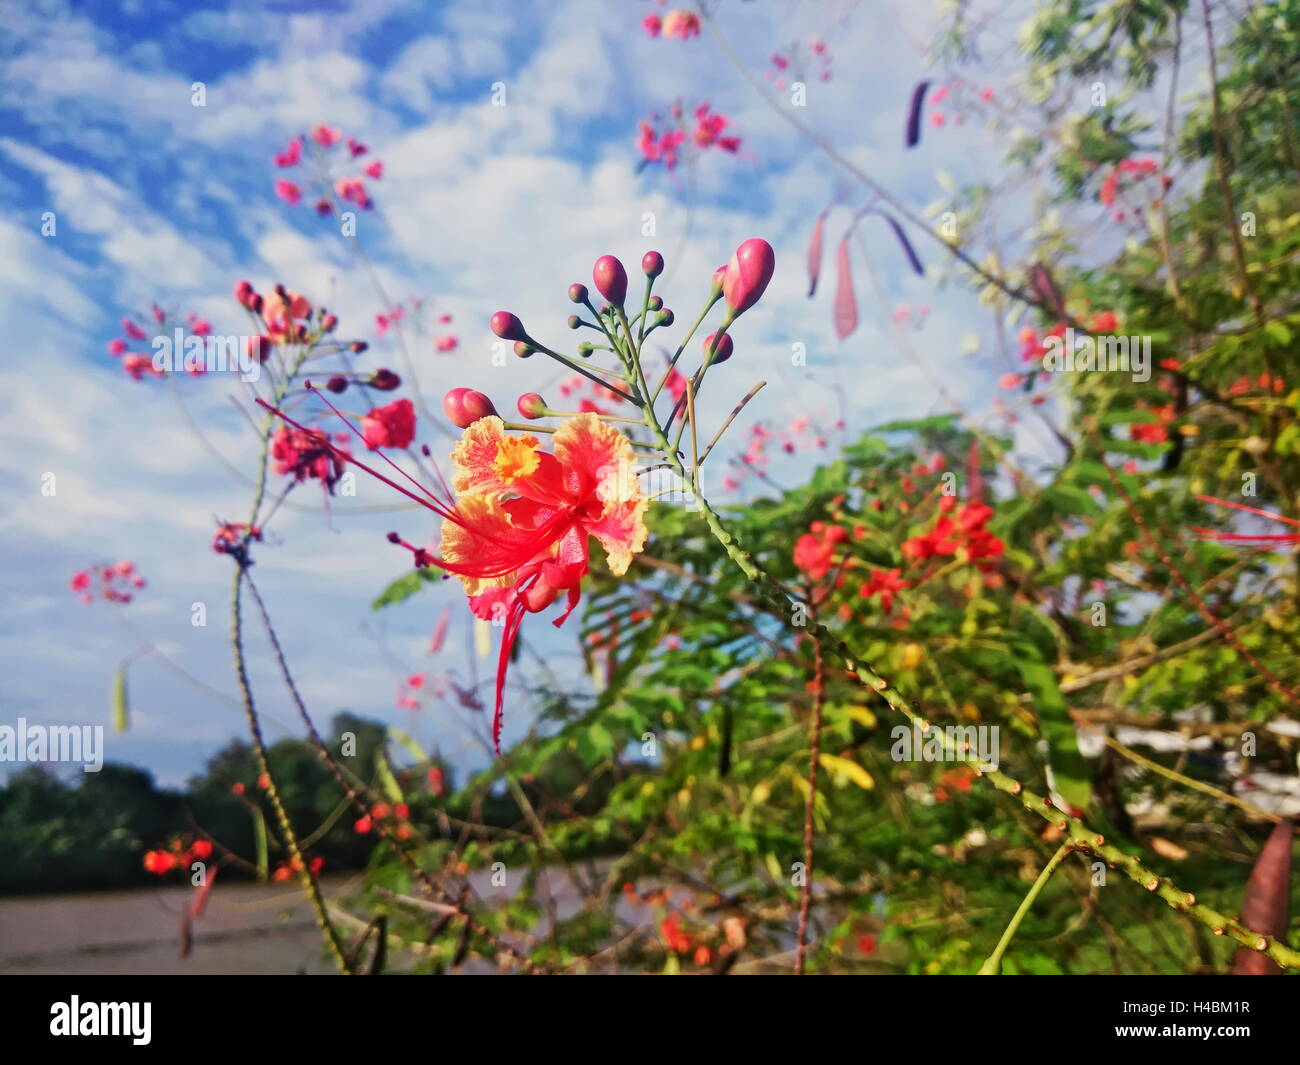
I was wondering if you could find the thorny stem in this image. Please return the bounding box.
[229,567,353,974]
[795,619,826,975]
[978,842,1075,975]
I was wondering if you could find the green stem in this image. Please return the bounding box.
[978,842,1073,975]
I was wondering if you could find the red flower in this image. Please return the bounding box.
[143,850,175,875]
[661,914,691,953]
[362,398,416,450]
[793,523,846,581]
[860,568,909,614]
[272,425,349,491]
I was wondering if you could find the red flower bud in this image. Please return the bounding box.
[722,238,775,316]
[568,283,588,304]
[442,387,498,428]
[248,293,264,314]
[710,264,727,295]
[489,311,527,341]
[326,375,348,393]
[517,392,548,419]
[369,368,400,390]
[642,250,664,278]
[350,340,368,354]
[648,295,663,311]
[513,340,533,358]
[234,280,255,307]
[704,332,734,363]
[592,254,628,306]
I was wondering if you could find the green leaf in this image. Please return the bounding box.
[110,663,129,734]
[376,751,404,804]
[1013,649,1092,813]
[371,568,440,610]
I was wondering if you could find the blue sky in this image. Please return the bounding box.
[0,0,1043,787]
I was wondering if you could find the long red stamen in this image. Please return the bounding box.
[1197,494,1300,528]
[304,381,447,509]
[256,397,456,520]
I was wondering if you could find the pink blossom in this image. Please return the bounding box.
[310,124,341,147]
[274,138,302,167]
[274,180,302,206]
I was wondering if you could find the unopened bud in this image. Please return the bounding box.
[442,387,498,428]
[490,311,527,342]
[517,393,547,419]
[592,254,628,307]
[704,331,734,363]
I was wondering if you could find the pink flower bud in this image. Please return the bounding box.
[517,393,547,419]
[592,254,628,306]
[710,264,727,295]
[443,387,497,428]
[722,238,775,316]
[234,280,255,307]
[704,332,734,363]
[490,311,527,341]
[642,250,664,278]
[513,340,533,358]
[568,283,588,304]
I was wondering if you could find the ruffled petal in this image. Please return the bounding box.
[584,497,648,576]
[553,413,641,504]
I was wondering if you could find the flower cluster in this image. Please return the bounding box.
[765,36,833,88]
[143,837,212,876]
[642,9,700,39]
[722,415,835,494]
[70,561,146,605]
[273,124,382,213]
[272,425,352,492]
[1099,156,1165,221]
[637,101,741,171]
[271,855,326,882]
[353,801,415,840]
[793,521,848,581]
[902,498,1004,569]
[107,305,212,381]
